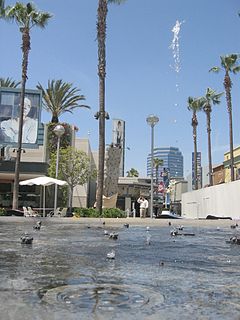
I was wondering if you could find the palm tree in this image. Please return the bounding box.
[37,80,90,123]
[199,88,223,186]
[1,2,52,209]
[210,54,240,182]
[96,0,126,214]
[126,168,139,177]
[0,77,20,88]
[187,96,202,190]
[0,0,4,14]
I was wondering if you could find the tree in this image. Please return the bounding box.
[199,88,223,186]
[37,80,90,123]
[0,2,52,209]
[0,77,20,88]
[0,0,4,15]
[126,168,139,177]
[96,0,126,214]
[187,96,202,190]
[48,146,96,214]
[210,54,240,182]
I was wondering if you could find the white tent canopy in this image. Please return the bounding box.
[20,176,68,216]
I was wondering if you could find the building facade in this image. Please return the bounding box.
[223,146,240,182]
[0,121,96,210]
[116,176,151,216]
[147,146,184,181]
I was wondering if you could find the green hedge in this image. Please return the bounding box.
[73,207,126,218]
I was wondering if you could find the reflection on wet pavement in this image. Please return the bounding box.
[0,218,239,320]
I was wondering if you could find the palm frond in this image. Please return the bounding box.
[153,158,163,167]
[201,87,222,110]
[0,0,5,16]
[209,66,220,73]
[37,79,90,121]
[187,96,202,111]
[233,65,240,74]
[221,54,238,71]
[0,77,20,88]
[108,0,126,4]
[3,2,51,28]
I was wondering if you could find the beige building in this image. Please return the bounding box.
[116,176,151,215]
[0,124,97,210]
[212,164,225,185]
[223,146,240,182]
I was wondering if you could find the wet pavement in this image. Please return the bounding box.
[0,217,240,320]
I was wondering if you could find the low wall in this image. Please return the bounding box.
[182,180,240,219]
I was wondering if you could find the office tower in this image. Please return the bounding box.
[147,146,184,183]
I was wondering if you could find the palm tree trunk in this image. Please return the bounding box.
[206,110,213,186]
[224,73,234,181]
[96,0,107,214]
[192,112,198,190]
[193,129,198,190]
[12,27,30,209]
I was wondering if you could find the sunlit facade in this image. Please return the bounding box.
[147,146,184,181]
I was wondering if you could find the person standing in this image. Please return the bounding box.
[137,196,149,218]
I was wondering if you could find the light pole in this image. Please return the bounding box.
[146,115,159,219]
[53,124,65,215]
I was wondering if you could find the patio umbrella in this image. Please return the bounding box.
[20,176,68,217]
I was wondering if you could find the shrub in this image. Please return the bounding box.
[74,208,99,218]
[0,208,8,216]
[73,207,126,218]
[102,208,126,218]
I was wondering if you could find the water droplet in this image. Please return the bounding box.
[169,20,185,74]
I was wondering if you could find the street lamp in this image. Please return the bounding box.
[146,114,159,219]
[53,124,65,214]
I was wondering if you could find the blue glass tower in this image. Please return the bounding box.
[147,146,184,182]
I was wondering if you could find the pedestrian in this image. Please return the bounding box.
[137,196,148,218]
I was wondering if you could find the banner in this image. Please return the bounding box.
[0,88,41,146]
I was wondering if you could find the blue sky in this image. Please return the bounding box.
[0,0,240,177]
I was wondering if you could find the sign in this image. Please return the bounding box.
[158,181,165,193]
[0,88,41,147]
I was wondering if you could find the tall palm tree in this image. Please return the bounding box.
[187,96,202,190]
[199,88,223,186]
[0,77,20,88]
[1,2,52,209]
[96,0,126,214]
[37,80,90,123]
[210,54,240,182]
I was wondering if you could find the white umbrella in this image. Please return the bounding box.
[20,176,68,217]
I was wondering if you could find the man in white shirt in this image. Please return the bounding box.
[137,196,149,218]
